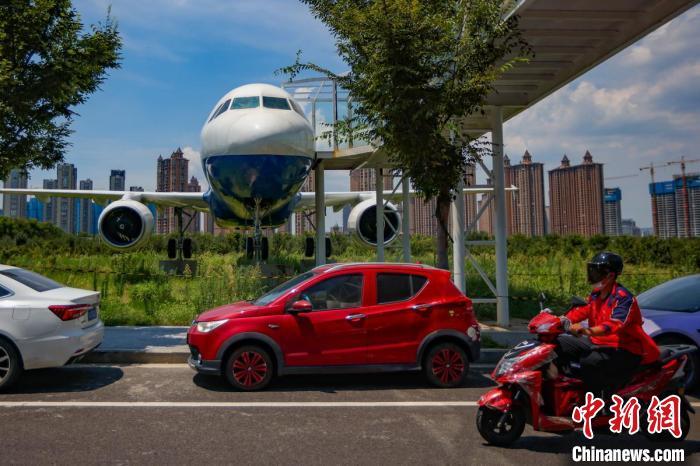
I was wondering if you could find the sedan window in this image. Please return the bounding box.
[262,96,291,110]
[637,275,700,313]
[300,274,363,311]
[0,268,63,292]
[230,96,259,110]
[377,274,428,304]
[0,284,11,298]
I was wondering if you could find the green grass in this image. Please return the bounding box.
[1,217,697,325]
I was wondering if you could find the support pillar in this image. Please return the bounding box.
[490,107,510,326]
[314,161,326,266]
[401,175,411,262]
[451,178,466,293]
[375,167,384,262]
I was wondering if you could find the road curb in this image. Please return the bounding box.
[82,350,190,365]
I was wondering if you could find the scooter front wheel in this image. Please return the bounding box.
[476,406,526,446]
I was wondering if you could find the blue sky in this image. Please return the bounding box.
[21,1,700,229]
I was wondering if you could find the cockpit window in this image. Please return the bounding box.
[208,99,231,122]
[230,96,260,110]
[262,96,291,110]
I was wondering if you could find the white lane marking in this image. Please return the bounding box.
[0,401,478,408]
[1,401,698,408]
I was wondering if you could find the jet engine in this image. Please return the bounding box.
[98,200,154,249]
[347,199,401,247]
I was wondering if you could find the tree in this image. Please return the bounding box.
[282,0,528,269]
[0,0,121,179]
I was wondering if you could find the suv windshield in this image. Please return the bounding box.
[637,275,700,313]
[254,272,315,306]
[0,268,63,292]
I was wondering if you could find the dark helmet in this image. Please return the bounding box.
[587,251,624,284]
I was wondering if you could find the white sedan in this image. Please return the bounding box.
[0,264,104,390]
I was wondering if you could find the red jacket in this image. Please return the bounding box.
[566,283,660,364]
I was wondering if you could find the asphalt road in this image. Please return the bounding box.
[1,365,699,465]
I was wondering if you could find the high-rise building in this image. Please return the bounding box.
[548,151,604,237]
[129,186,144,192]
[507,151,546,236]
[42,179,57,224]
[109,170,126,191]
[78,179,94,234]
[603,188,622,236]
[621,218,641,237]
[27,197,43,222]
[650,174,700,238]
[156,148,190,234]
[56,163,77,233]
[477,152,546,237]
[410,165,477,236]
[350,168,393,192]
[292,169,316,235]
[2,168,28,218]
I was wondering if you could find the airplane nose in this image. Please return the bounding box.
[201,110,313,158]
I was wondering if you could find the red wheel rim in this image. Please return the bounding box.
[232,351,268,387]
[431,348,465,384]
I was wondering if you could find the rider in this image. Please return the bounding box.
[558,251,660,397]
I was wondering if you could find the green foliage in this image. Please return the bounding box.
[281,0,530,268]
[0,217,698,324]
[0,0,122,178]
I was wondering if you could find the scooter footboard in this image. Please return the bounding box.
[478,387,515,413]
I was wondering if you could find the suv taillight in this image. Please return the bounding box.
[49,304,90,321]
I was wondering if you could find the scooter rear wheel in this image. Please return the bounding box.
[476,406,526,446]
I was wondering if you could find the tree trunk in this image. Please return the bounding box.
[435,190,451,270]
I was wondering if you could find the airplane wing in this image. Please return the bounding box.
[0,188,210,211]
[296,185,518,212]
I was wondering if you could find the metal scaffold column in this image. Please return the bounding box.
[375,167,385,262]
[490,107,510,326]
[451,178,466,293]
[314,161,326,266]
[401,175,411,262]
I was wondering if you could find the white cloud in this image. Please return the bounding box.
[623,46,652,66]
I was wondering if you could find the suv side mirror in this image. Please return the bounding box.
[570,296,587,308]
[289,300,312,314]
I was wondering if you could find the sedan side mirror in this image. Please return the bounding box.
[570,296,587,308]
[289,300,312,314]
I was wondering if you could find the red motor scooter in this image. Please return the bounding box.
[477,298,696,446]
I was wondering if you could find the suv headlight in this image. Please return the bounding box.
[196,319,228,333]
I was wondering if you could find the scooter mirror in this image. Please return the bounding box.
[538,292,547,311]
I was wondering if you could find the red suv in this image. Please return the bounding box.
[187,263,480,390]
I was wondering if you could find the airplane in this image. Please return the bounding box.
[0,83,512,261]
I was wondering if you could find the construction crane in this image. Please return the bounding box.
[666,156,700,237]
[605,174,639,181]
[639,163,658,184]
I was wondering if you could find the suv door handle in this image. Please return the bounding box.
[411,304,433,313]
[346,313,366,321]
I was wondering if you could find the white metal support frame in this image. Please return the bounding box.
[375,167,385,262]
[490,107,510,326]
[401,176,411,262]
[451,178,466,293]
[314,161,326,266]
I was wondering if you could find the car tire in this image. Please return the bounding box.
[655,335,699,389]
[423,342,469,388]
[225,345,274,391]
[0,338,22,391]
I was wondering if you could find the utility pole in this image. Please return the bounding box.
[666,157,700,237]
